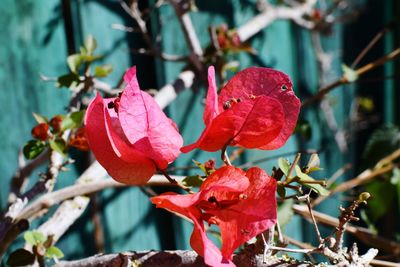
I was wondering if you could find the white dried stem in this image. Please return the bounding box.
[237,0,317,42]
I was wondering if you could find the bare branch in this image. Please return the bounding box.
[237,0,317,41]
[7,149,48,204]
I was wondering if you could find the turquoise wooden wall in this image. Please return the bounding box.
[0,0,395,262]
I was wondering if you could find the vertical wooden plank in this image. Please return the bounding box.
[0,0,84,258]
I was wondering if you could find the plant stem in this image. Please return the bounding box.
[160,169,193,194]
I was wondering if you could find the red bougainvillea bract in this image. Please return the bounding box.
[84,66,183,185]
[151,166,277,267]
[181,66,300,153]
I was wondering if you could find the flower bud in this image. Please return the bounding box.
[49,115,63,133]
[31,123,49,141]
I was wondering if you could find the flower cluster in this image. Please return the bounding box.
[84,65,300,266]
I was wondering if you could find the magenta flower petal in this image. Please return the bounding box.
[85,66,183,184]
[119,67,183,169]
[151,166,276,266]
[219,67,301,150]
[85,93,156,184]
[182,95,285,152]
[203,66,220,125]
[182,66,300,153]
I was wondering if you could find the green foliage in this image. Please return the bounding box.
[278,199,294,227]
[84,34,97,54]
[94,64,113,77]
[341,64,358,82]
[278,158,290,177]
[192,160,209,176]
[9,231,64,265]
[61,110,85,131]
[295,119,312,141]
[49,138,66,156]
[32,113,48,124]
[23,140,46,160]
[362,125,400,167]
[365,180,395,222]
[6,249,35,267]
[57,35,112,89]
[305,154,322,173]
[277,184,286,198]
[24,231,46,246]
[57,73,80,88]
[182,175,205,188]
[67,54,84,74]
[295,165,329,196]
[45,246,64,259]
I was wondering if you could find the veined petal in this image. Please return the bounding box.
[119,67,183,168]
[203,66,220,125]
[181,96,284,152]
[219,67,300,150]
[85,93,156,184]
[208,167,277,258]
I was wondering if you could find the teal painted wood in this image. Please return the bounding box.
[0,0,83,259]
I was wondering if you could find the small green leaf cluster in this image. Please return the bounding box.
[7,231,63,266]
[181,159,216,188]
[57,35,113,89]
[23,110,85,160]
[277,154,329,198]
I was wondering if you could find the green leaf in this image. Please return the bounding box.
[192,160,208,176]
[6,249,35,266]
[365,181,395,222]
[295,165,329,196]
[360,209,378,234]
[67,54,83,73]
[81,54,102,63]
[306,153,322,173]
[61,110,85,131]
[94,64,112,77]
[277,184,286,198]
[45,246,64,259]
[94,64,113,77]
[23,140,46,160]
[32,113,48,124]
[57,73,80,88]
[295,119,312,141]
[182,175,204,188]
[362,125,400,168]
[358,97,374,112]
[278,158,290,177]
[278,199,294,227]
[49,138,66,156]
[24,231,46,246]
[84,34,97,54]
[390,167,400,185]
[342,64,358,82]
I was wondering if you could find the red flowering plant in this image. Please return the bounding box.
[83,65,301,266]
[151,166,277,266]
[84,66,183,184]
[181,66,300,153]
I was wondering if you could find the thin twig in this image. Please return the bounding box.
[221,145,232,166]
[160,169,193,193]
[284,153,301,184]
[305,194,323,244]
[302,47,400,107]
[351,20,396,68]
